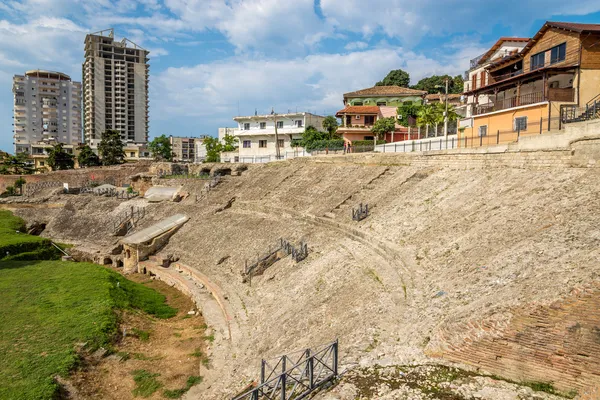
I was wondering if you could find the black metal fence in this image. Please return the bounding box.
[561,99,600,125]
[232,340,339,400]
[113,206,146,235]
[352,203,369,221]
[243,238,309,281]
[280,239,308,263]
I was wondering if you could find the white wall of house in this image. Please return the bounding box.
[231,112,325,157]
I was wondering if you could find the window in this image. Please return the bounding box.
[130,152,135,157]
[243,123,250,130]
[40,161,44,166]
[365,115,376,125]
[353,101,363,106]
[243,140,251,148]
[376,102,387,106]
[478,125,488,137]
[277,121,283,129]
[259,140,267,148]
[514,116,527,131]
[531,52,545,70]
[295,120,303,127]
[550,43,566,64]
[277,139,284,148]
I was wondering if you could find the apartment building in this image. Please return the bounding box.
[169,135,208,162]
[83,29,149,148]
[460,21,600,143]
[12,70,82,154]
[232,112,325,159]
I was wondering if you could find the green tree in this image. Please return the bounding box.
[77,145,101,168]
[412,74,464,94]
[376,69,410,87]
[46,144,74,171]
[416,104,437,137]
[222,134,239,152]
[301,126,328,148]
[397,101,422,127]
[370,117,396,148]
[322,116,339,139]
[148,135,173,161]
[203,137,222,163]
[4,186,16,196]
[14,177,26,195]
[98,130,125,166]
[0,152,34,175]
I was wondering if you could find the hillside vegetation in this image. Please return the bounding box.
[0,211,177,400]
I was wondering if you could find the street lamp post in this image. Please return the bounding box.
[444,78,449,138]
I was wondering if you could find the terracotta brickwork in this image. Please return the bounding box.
[429,283,600,394]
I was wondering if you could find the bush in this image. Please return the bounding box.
[305,139,345,151]
[351,140,386,147]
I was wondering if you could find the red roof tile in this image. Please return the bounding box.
[343,86,427,97]
[335,106,380,116]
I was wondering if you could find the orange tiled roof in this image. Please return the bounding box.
[343,86,427,97]
[335,106,380,116]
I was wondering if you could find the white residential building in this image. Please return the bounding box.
[12,70,82,154]
[231,112,325,161]
[83,29,149,148]
[462,37,530,122]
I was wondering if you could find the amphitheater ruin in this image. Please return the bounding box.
[2,120,600,399]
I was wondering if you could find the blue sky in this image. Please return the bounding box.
[1,0,600,152]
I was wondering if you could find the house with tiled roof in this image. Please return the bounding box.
[460,21,600,145]
[343,85,426,107]
[335,85,427,143]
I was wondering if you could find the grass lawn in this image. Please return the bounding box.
[0,209,57,261]
[0,260,177,399]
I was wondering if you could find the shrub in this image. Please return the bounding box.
[305,139,345,151]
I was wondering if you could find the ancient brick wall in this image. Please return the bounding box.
[428,283,600,394]
[0,162,151,192]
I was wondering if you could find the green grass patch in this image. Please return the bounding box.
[0,258,177,399]
[132,369,162,397]
[190,348,204,358]
[0,210,60,260]
[163,375,203,399]
[203,334,215,343]
[131,328,151,342]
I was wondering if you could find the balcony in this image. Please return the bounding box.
[473,91,546,116]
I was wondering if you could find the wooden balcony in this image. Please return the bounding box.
[474,91,546,116]
[548,87,575,102]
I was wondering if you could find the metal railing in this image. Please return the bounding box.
[232,340,338,400]
[561,99,600,125]
[352,203,369,221]
[243,238,309,280]
[473,91,545,116]
[113,206,146,235]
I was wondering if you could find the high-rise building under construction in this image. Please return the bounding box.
[83,29,149,148]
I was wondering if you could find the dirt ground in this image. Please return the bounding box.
[68,273,208,400]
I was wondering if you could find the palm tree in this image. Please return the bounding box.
[417,104,437,138]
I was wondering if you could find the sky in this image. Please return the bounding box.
[1,1,600,152]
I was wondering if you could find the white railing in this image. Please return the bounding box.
[375,136,460,153]
[221,150,312,164]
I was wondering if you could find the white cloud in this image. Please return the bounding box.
[320,0,600,45]
[151,46,481,123]
[344,41,368,51]
[0,18,86,76]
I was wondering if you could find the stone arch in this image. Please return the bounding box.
[125,249,131,259]
[102,256,112,265]
[116,260,123,268]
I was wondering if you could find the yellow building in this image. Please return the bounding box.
[460,21,600,146]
